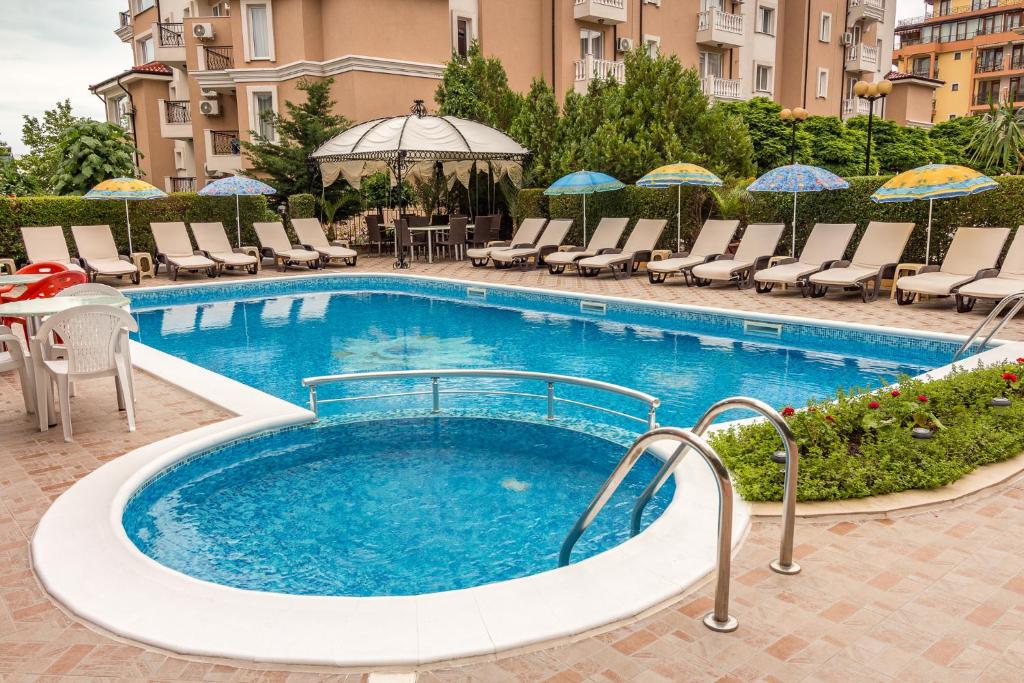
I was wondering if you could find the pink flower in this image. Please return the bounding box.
[1016,357,1024,364]
[868,401,880,409]
[917,395,928,403]
[891,389,901,397]
[1002,372,1018,383]
[781,406,796,417]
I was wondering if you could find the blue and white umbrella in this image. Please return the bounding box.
[748,165,849,256]
[545,171,625,243]
[199,176,277,247]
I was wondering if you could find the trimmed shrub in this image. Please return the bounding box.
[0,193,278,263]
[287,193,316,220]
[710,362,1024,502]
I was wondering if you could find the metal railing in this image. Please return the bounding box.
[210,130,240,155]
[203,45,234,70]
[168,176,196,193]
[158,22,184,47]
[301,368,661,428]
[953,292,1024,360]
[899,0,1024,25]
[118,10,131,27]
[164,99,191,124]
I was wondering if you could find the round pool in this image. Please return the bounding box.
[122,417,675,597]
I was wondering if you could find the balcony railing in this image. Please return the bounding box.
[574,0,625,8]
[849,0,885,23]
[574,56,626,84]
[119,11,131,27]
[975,91,1000,105]
[697,8,744,35]
[701,76,743,101]
[157,22,184,47]
[203,45,234,70]
[210,130,240,156]
[975,55,1024,72]
[573,0,627,24]
[169,177,197,193]
[164,100,191,124]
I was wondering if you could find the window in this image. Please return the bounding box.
[951,82,959,91]
[134,0,155,13]
[816,68,829,98]
[954,52,962,60]
[252,90,276,141]
[456,17,471,57]
[211,1,229,16]
[245,2,272,60]
[580,29,604,59]
[112,96,131,129]
[643,35,661,58]
[912,56,930,77]
[938,0,950,14]
[755,64,773,93]
[137,35,154,63]
[757,6,775,35]
[949,114,957,120]
[700,51,723,78]
[819,13,832,43]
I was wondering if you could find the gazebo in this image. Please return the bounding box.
[310,100,530,268]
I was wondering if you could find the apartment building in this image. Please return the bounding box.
[93,0,900,192]
[894,0,1024,123]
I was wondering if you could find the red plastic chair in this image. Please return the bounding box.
[0,261,70,301]
[1,270,89,340]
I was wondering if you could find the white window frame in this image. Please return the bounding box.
[580,28,605,59]
[816,67,829,99]
[134,0,155,14]
[248,86,279,143]
[754,63,773,93]
[643,34,661,58]
[756,5,776,36]
[820,12,832,43]
[136,32,154,63]
[240,0,275,62]
[454,16,473,57]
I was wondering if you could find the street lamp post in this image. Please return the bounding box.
[853,79,893,175]
[779,107,809,165]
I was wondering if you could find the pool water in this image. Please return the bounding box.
[123,417,674,596]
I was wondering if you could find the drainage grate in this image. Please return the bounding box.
[466,286,487,299]
[580,300,608,315]
[743,320,783,338]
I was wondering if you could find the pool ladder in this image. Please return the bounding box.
[558,396,800,633]
[952,291,1024,361]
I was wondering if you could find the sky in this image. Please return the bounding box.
[1,0,929,155]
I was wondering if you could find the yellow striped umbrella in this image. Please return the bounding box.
[637,164,723,250]
[85,178,168,254]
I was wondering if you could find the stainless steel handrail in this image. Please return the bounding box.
[557,427,739,632]
[629,397,800,575]
[953,291,1024,361]
[301,369,660,429]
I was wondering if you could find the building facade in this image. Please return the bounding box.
[93,0,900,191]
[894,0,1024,123]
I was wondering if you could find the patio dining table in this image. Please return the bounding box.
[385,223,475,263]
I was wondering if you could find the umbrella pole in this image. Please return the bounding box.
[677,184,682,251]
[124,200,133,255]
[236,193,242,248]
[583,193,588,245]
[791,191,798,257]
[926,198,933,264]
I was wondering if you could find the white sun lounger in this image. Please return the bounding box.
[894,227,1010,307]
[543,217,629,275]
[647,220,740,284]
[806,222,916,302]
[956,227,1024,312]
[291,218,358,267]
[254,222,321,271]
[754,223,856,293]
[150,222,218,281]
[20,226,86,272]
[691,224,785,289]
[191,222,259,274]
[577,219,667,279]
[490,219,574,269]
[467,218,547,267]
[71,225,140,284]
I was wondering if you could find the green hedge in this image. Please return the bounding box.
[710,363,1024,502]
[287,193,316,220]
[518,176,1024,261]
[0,193,278,263]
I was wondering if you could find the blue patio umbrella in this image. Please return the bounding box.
[747,164,849,256]
[544,171,625,243]
[199,176,278,247]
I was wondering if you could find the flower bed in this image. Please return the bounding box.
[710,362,1024,502]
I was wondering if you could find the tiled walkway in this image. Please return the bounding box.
[1,257,1022,681]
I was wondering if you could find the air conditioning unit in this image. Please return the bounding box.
[841,32,854,46]
[616,37,634,53]
[192,23,215,40]
[642,0,661,5]
[199,99,221,117]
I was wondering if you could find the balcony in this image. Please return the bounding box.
[842,97,881,118]
[154,22,186,66]
[701,77,743,101]
[159,100,193,140]
[696,9,745,49]
[166,177,197,193]
[574,0,627,25]
[848,0,885,25]
[845,44,880,74]
[115,11,133,42]
[573,56,625,93]
[975,55,1024,74]
[205,130,242,175]
[202,45,234,71]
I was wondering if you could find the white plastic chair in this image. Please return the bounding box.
[0,325,34,414]
[31,305,139,442]
[58,282,121,297]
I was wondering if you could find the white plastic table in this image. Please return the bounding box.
[0,274,48,287]
[408,225,449,264]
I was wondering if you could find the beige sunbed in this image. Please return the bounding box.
[490,219,574,269]
[20,226,86,272]
[955,227,1024,312]
[806,222,916,302]
[70,225,140,283]
[467,218,547,267]
[577,219,668,278]
[753,223,857,293]
[543,217,629,275]
[690,224,785,289]
[254,222,321,271]
[191,222,259,274]
[291,218,358,267]
[894,227,1010,306]
[647,220,740,284]
[150,222,218,281]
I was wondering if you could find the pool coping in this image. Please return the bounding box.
[30,272,1019,669]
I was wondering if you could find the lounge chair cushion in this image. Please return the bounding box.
[691,259,755,281]
[955,275,1024,300]
[277,249,320,263]
[208,251,257,267]
[465,247,494,259]
[317,245,357,259]
[754,261,822,285]
[544,249,596,266]
[895,272,974,296]
[491,247,539,263]
[808,265,881,286]
[85,258,138,276]
[647,255,705,274]
[166,254,216,269]
[576,252,634,269]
